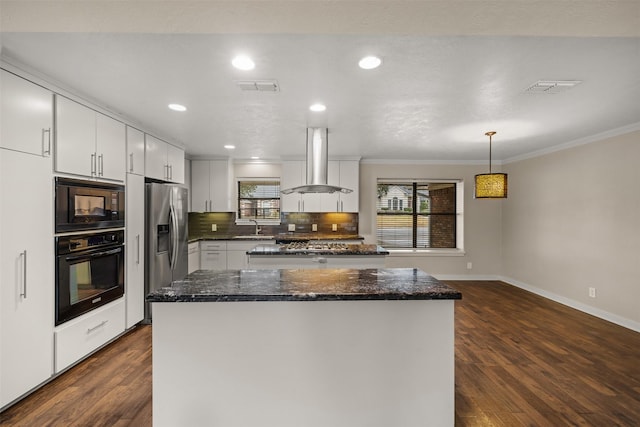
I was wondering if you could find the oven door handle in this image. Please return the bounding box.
[65,247,122,262]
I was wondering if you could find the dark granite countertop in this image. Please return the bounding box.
[247,244,389,256]
[188,234,364,243]
[146,268,462,302]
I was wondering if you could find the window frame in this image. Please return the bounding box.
[376,179,464,253]
[236,178,281,224]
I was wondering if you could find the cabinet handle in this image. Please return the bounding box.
[136,234,140,264]
[169,164,173,180]
[341,201,344,212]
[87,320,108,334]
[297,200,301,212]
[91,153,96,176]
[20,250,27,298]
[42,128,51,156]
[129,153,134,173]
[337,200,339,211]
[98,154,104,176]
[165,164,169,180]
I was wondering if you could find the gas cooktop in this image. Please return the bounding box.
[284,242,350,252]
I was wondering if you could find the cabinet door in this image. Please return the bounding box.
[281,161,303,212]
[96,113,126,181]
[126,126,145,176]
[339,160,359,212]
[55,96,96,177]
[125,173,145,329]
[191,160,211,212]
[188,242,200,273]
[320,161,341,212]
[145,134,168,181]
[209,159,231,211]
[0,149,54,407]
[1,70,53,156]
[166,143,184,184]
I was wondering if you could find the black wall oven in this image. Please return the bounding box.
[55,177,125,233]
[55,230,125,325]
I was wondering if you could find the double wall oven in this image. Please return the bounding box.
[55,178,125,325]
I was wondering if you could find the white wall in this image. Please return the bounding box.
[502,130,640,330]
[359,162,503,277]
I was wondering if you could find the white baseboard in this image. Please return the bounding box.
[433,274,501,281]
[498,275,640,333]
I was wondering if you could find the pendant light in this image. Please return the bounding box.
[475,131,507,198]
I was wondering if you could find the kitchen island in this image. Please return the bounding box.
[147,268,461,427]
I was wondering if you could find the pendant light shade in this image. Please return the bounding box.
[475,131,508,198]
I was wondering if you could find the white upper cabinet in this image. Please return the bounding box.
[191,159,231,211]
[96,113,126,181]
[0,70,53,157]
[145,134,184,184]
[126,126,145,176]
[54,95,126,181]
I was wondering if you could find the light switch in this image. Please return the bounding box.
[312,224,318,231]
[288,224,296,231]
[211,224,217,232]
[332,224,337,231]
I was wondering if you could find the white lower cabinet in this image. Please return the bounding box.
[54,299,126,373]
[227,241,276,269]
[200,242,227,269]
[125,173,145,329]
[0,148,54,409]
[188,242,200,273]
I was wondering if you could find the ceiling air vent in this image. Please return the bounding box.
[235,80,279,92]
[524,80,581,94]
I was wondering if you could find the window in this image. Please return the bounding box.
[237,180,280,220]
[376,181,458,249]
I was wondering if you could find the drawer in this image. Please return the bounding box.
[54,298,125,373]
[200,241,227,251]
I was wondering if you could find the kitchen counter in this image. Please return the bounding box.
[149,268,459,427]
[188,233,364,243]
[246,243,388,256]
[146,268,460,302]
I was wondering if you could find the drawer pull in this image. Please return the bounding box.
[87,320,108,334]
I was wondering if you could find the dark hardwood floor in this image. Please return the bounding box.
[2,280,639,426]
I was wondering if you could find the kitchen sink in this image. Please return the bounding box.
[231,235,275,240]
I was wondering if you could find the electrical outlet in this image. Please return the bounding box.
[466,262,472,270]
[288,224,296,232]
[211,224,217,232]
[588,287,597,298]
[332,224,337,231]
[312,224,318,232]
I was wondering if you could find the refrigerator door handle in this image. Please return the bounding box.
[169,203,179,271]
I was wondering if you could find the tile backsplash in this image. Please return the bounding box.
[189,212,359,239]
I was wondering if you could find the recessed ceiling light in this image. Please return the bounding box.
[250,156,260,160]
[232,55,255,70]
[309,103,326,112]
[358,56,382,70]
[168,103,187,112]
[224,145,236,150]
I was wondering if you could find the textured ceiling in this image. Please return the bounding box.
[1,1,639,162]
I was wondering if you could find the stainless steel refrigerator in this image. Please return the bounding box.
[144,182,188,321]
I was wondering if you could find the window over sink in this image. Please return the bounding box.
[237,179,281,221]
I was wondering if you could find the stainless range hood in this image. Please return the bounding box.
[280,128,353,194]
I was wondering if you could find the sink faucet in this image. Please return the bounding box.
[250,219,261,235]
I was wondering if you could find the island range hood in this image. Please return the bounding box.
[280,128,353,194]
